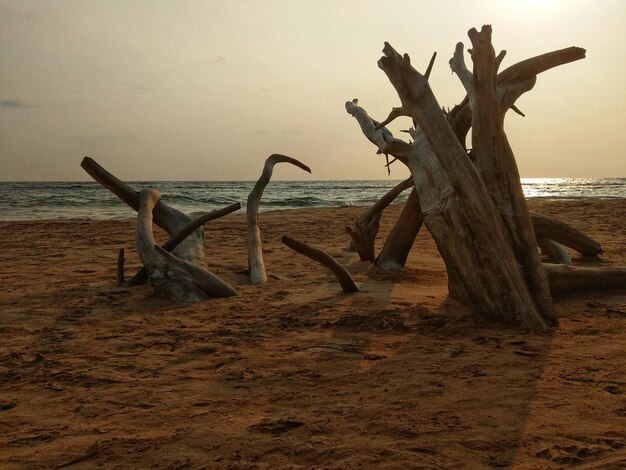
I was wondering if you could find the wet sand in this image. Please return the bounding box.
[0,199,624,469]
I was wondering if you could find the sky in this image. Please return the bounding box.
[1,0,625,181]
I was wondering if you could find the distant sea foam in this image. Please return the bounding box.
[0,178,624,221]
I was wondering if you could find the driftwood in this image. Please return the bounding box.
[343,27,622,330]
[82,157,236,301]
[538,238,572,265]
[128,203,241,286]
[459,26,556,326]
[247,154,311,286]
[375,41,549,330]
[531,212,602,257]
[136,189,237,301]
[449,46,586,147]
[545,264,626,295]
[375,188,423,270]
[346,177,414,260]
[81,157,206,267]
[282,236,359,293]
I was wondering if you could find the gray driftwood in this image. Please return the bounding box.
[282,236,359,293]
[247,154,311,286]
[81,157,206,267]
[136,189,237,301]
[128,202,241,286]
[538,238,573,265]
[81,157,236,300]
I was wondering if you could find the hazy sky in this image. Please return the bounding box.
[1,0,625,181]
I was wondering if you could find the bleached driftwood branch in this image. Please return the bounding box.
[282,236,359,293]
[247,154,311,286]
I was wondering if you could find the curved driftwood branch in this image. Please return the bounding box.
[136,189,237,301]
[247,154,311,286]
[128,203,241,286]
[282,236,359,293]
[538,238,572,265]
[346,177,414,259]
[531,212,602,257]
[544,264,626,295]
[375,188,423,270]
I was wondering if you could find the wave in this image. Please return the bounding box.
[0,178,623,220]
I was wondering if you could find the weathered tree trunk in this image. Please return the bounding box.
[544,264,626,295]
[376,42,549,330]
[247,154,311,286]
[375,188,423,270]
[459,26,556,326]
[346,177,414,261]
[282,236,359,293]
[136,189,238,301]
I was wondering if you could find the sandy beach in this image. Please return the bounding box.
[0,199,624,469]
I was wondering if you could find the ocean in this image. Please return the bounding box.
[0,178,624,221]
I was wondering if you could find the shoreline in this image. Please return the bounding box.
[1,199,625,468]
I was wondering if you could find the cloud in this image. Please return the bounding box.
[1,99,29,108]
[131,85,155,92]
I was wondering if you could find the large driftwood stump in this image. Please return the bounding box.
[136,189,237,301]
[342,26,624,330]
[247,154,311,286]
[81,157,237,301]
[376,41,549,330]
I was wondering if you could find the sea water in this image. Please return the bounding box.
[0,178,624,221]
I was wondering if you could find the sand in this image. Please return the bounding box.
[0,199,624,469]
